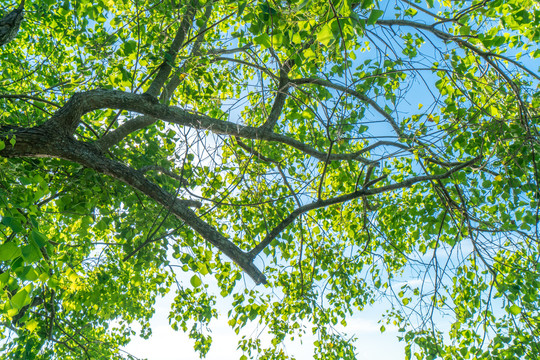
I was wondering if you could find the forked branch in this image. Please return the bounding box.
[248,156,481,259]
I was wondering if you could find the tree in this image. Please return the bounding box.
[0,0,539,358]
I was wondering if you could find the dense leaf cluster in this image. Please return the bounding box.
[0,0,539,359]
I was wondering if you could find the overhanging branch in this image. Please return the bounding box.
[247,156,481,259]
[44,89,378,163]
[0,124,267,285]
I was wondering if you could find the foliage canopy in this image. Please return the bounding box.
[1,0,539,358]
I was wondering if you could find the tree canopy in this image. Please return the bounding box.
[0,0,539,358]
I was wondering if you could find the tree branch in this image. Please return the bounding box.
[95,115,156,149]
[0,125,266,284]
[290,77,403,136]
[375,19,540,81]
[0,0,25,47]
[260,72,290,130]
[248,156,481,259]
[161,2,214,104]
[41,89,376,163]
[144,0,199,97]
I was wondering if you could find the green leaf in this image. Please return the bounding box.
[1,217,23,233]
[317,22,334,47]
[0,271,10,285]
[367,9,384,25]
[0,140,5,151]
[198,264,209,275]
[30,229,48,248]
[259,4,277,15]
[509,304,521,315]
[237,1,247,16]
[402,298,410,305]
[405,8,417,17]
[253,33,272,49]
[360,0,374,9]
[11,288,29,309]
[22,244,42,263]
[0,242,21,261]
[190,275,202,288]
[459,26,470,36]
[25,319,39,332]
[123,40,137,55]
[21,267,39,281]
[293,0,311,12]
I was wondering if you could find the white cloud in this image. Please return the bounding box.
[123,296,404,360]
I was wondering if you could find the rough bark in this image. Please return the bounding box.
[0,87,481,285]
[0,107,268,285]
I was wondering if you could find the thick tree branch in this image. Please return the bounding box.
[145,0,198,97]
[2,87,479,283]
[0,125,266,284]
[260,72,290,130]
[0,0,25,46]
[50,89,451,168]
[43,89,376,163]
[161,2,214,104]
[97,4,215,148]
